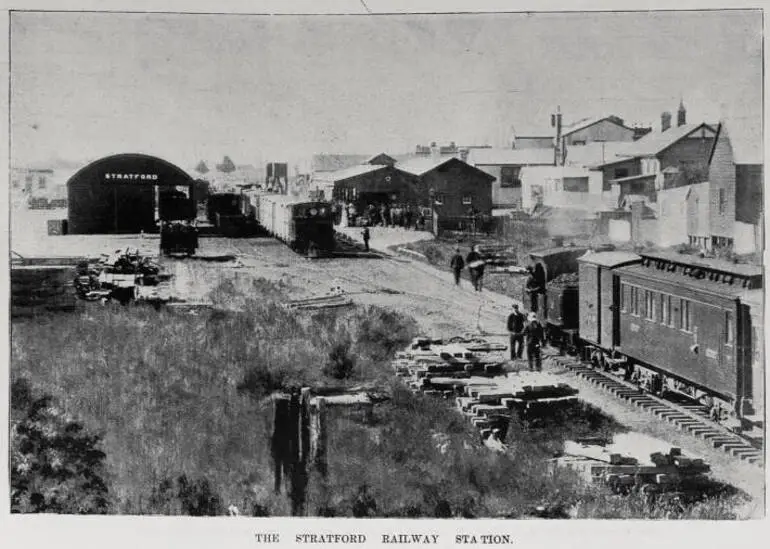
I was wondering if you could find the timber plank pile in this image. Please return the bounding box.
[11,261,79,317]
[392,336,579,448]
[549,433,711,494]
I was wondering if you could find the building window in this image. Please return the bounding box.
[462,195,472,205]
[563,177,589,192]
[660,294,669,326]
[718,188,726,214]
[644,290,656,321]
[680,298,693,332]
[725,311,734,346]
[614,168,629,179]
[38,176,47,189]
[500,166,521,188]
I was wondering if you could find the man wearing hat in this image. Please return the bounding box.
[506,303,525,360]
[523,312,545,371]
[449,247,465,286]
[466,245,485,292]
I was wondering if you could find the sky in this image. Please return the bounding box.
[10,9,763,173]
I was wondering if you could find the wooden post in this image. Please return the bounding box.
[314,397,328,478]
[271,395,291,494]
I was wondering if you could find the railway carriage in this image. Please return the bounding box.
[523,245,764,424]
[612,252,762,419]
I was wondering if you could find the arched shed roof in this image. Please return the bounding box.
[66,153,194,187]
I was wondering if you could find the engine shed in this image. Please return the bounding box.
[66,153,196,234]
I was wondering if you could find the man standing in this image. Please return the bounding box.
[362,225,370,252]
[466,245,485,292]
[507,304,525,360]
[523,312,545,371]
[449,247,465,286]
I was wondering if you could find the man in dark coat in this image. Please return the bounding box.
[362,226,370,252]
[523,312,545,371]
[466,245,485,292]
[507,303,526,360]
[449,247,465,286]
[525,266,543,312]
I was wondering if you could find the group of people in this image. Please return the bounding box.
[507,303,545,372]
[344,201,428,230]
[449,245,486,292]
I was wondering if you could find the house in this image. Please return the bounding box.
[561,115,639,146]
[706,118,763,254]
[594,118,717,199]
[466,148,554,210]
[518,166,607,212]
[397,156,495,217]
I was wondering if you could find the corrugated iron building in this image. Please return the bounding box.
[67,153,195,234]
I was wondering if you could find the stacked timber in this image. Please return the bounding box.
[12,263,78,316]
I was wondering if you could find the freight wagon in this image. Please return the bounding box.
[251,193,335,256]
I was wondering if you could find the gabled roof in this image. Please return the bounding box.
[562,115,633,137]
[312,153,371,172]
[467,147,555,166]
[717,117,763,165]
[618,123,716,158]
[396,156,495,180]
[367,153,397,166]
[313,163,386,182]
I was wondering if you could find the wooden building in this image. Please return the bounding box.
[397,156,495,217]
[467,148,554,210]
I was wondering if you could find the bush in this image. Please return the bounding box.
[10,379,110,514]
[323,339,356,380]
[149,474,222,516]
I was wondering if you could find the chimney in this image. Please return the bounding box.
[552,106,563,166]
[661,111,672,132]
[677,99,686,127]
[430,142,440,163]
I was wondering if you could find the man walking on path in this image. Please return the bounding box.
[466,245,485,292]
[449,247,465,286]
[507,303,525,360]
[362,226,370,252]
[523,312,545,371]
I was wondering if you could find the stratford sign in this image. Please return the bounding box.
[104,173,160,181]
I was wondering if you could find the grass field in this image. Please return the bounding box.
[10,276,750,518]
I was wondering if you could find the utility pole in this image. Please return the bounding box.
[551,106,563,167]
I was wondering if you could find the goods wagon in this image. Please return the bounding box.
[206,192,258,236]
[252,193,335,256]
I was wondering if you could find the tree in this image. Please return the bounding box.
[194,161,209,175]
[217,156,236,173]
[10,378,110,514]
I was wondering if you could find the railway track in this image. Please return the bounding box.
[549,355,764,468]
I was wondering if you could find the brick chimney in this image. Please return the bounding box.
[661,111,672,132]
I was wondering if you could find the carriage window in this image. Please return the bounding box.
[620,284,627,312]
[629,286,640,316]
[680,299,692,332]
[644,290,656,321]
[725,311,734,345]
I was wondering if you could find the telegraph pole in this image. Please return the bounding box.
[551,106,563,167]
